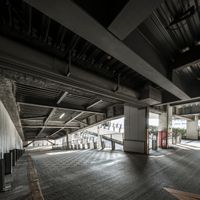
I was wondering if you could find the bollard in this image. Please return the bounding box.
[101,141,105,149]
[16,149,19,161]
[12,150,16,167]
[93,142,97,149]
[111,141,115,150]
[4,153,12,175]
[0,158,5,192]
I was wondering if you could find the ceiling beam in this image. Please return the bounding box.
[73,119,88,126]
[48,98,106,137]
[17,101,105,114]
[158,97,200,107]
[86,99,103,109]
[24,0,190,100]
[46,139,55,145]
[0,35,143,107]
[23,125,80,128]
[36,91,68,138]
[23,140,34,147]
[49,112,84,138]
[108,0,163,40]
[21,116,46,120]
[173,114,192,121]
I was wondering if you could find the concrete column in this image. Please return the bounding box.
[4,153,12,175]
[158,112,167,132]
[124,105,149,154]
[97,126,103,149]
[158,105,173,148]
[186,116,199,140]
[167,105,173,135]
[65,132,69,150]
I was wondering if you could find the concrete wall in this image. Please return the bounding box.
[0,77,24,140]
[0,101,22,158]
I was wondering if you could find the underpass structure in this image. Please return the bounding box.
[0,0,200,199]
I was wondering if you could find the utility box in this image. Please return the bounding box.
[140,85,162,105]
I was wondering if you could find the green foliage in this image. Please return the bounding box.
[149,125,158,133]
[172,128,186,136]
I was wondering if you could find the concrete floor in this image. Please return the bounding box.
[0,155,31,200]
[30,141,200,200]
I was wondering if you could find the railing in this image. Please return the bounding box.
[175,104,200,115]
[99,122,124,133]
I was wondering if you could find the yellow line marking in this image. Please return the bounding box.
[163,187,200,200]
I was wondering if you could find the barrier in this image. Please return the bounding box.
[159,131,168,149]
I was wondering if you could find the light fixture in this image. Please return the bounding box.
[59,113,65,119]
[195,40,200,46]
[181,46,190,53]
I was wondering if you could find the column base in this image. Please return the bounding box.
[124,140,146,154]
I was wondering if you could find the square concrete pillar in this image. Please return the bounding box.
[87,143,90,149]
[186,116,198,140]
[0,158,5,192]
[124,105,149,154]
[158,106,173,148]
[4,153,12,175]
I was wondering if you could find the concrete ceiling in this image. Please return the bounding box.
[0,0,200,140]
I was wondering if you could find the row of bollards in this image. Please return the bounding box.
[68,141,116,151]
[69,142,98,150]
[0,149,25,192]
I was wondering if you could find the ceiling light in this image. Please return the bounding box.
[59,113,65,119]
[195,40,200,46]
[181,47,190,53]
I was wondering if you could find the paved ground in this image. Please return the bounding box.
[0,155,31,200]
[30,141,200,200]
